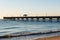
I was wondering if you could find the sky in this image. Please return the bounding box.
[0,0,60,19]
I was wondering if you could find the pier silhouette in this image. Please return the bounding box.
[3,16,60,22]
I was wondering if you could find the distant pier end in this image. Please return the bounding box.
[3,16,60,21]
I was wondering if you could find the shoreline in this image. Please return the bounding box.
[35,36,60,40]
[0,30,60,38]
[0,32,60,40]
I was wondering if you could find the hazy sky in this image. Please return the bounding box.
[0,0,60,19]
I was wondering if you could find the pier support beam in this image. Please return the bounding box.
[36,18,39,21]
[43,18,45,22]
[31,18,34,21]
[49,18,52,22]
[57,18,60,22]
[26,18,28,21]
[12,18,15,21]
[21,18,24,21]
[17,18,19,20]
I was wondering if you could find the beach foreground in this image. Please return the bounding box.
[35,36,60,40]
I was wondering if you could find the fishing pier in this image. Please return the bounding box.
[3,16,60,21]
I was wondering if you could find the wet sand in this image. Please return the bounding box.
[35,36,60,40]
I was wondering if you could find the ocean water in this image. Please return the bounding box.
[0,19,60,37]
[0,20,60,40]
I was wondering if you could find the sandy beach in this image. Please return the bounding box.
[35,36,60,40]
